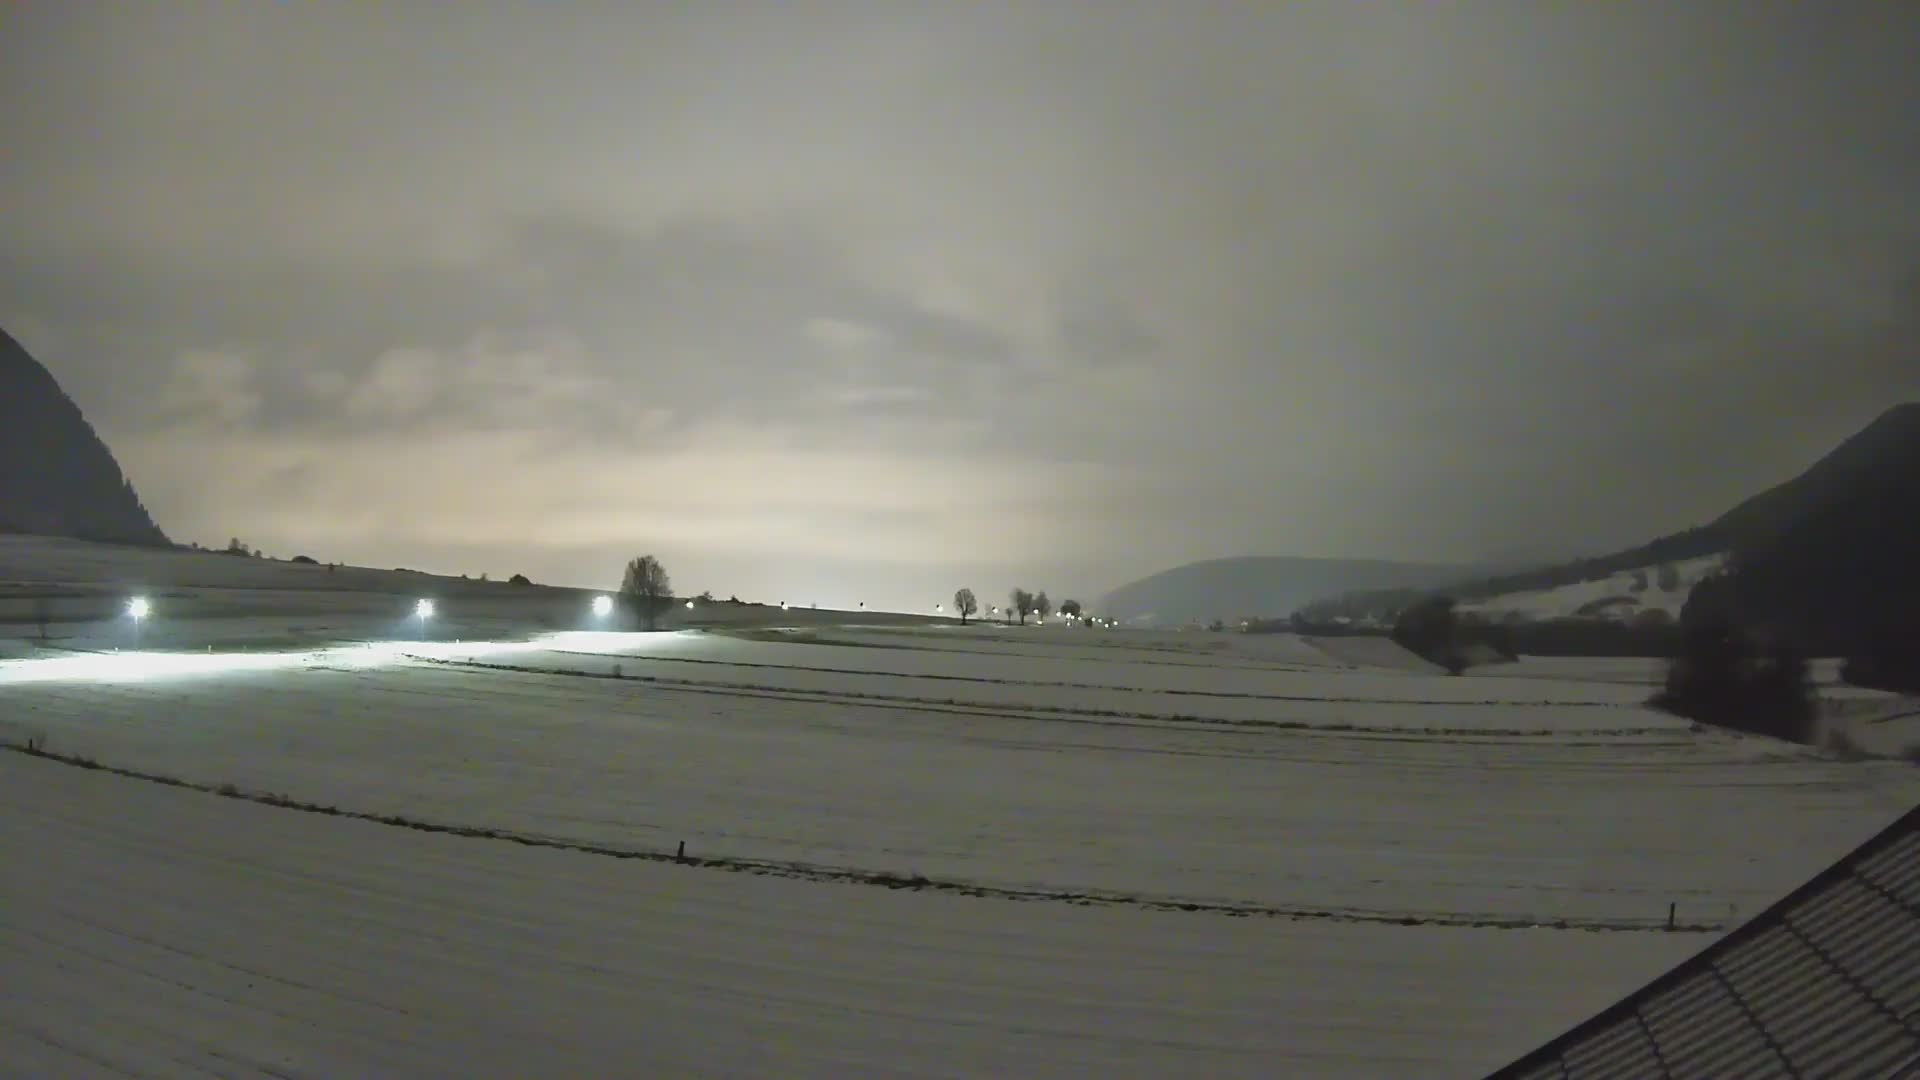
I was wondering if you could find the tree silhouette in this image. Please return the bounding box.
[1009,588,1034,625]
[1393,595,1467,674]
[1035,591,1052,620]
[621,555,673,630]
[953,588,978,624]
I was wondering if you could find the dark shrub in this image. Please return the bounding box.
[1393,596,1467,674]
[1652,618,1815,744]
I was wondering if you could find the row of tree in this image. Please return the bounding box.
[950,587,1086,626]
[616,554,1110,635]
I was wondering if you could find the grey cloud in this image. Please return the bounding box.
[3,4,1918,602]
[1055,280,1159,368]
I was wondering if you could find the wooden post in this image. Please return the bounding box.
[676,840,686,862]
[1668,902,1676,930]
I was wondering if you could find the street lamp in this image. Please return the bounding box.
[415,598,434,637]
[591,595,613,617]
[128,596,150,643]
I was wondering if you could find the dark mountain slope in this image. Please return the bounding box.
[1298,403,1920,638]
[0,326,169,546]
[1726,404,1920,656]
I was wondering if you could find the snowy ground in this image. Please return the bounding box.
[2,751,1701,1078]
[1457,553,1725,623]
[3,537,1918,1076]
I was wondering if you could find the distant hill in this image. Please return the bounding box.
[0,326,169,547]
[1100,556,1476,627]
[1300,403,1920,645]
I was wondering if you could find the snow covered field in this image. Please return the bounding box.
[3,537,1918,1076]
[3,751,1701,1078]
[1457,553,1724,623]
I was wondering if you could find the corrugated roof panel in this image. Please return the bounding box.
[1487,804,1920,1080]
[1643,974,1794,1077]
[1560,1017,1660,1078]
[1790,891,1920,1020]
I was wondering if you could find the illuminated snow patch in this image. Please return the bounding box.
[0,636,552,685]
[0,649,318,685]
[541,630,706,653]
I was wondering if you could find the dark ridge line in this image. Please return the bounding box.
[2,740,1723,934]
[551,647,1632,709]
[411,653,1682,740]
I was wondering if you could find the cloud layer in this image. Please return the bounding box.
[3,4,1916,606]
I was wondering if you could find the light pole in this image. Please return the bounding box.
[415,598,434,638]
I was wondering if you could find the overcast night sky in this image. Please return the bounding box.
[3,4,1916,609]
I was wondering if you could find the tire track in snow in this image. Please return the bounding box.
[549,648,1632,708]
[2,741,1726,935]
[409,653,1680,741]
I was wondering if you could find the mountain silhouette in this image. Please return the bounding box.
[1,326,170,546]
[1724,403,1920,655]
[1299,402,1920,650]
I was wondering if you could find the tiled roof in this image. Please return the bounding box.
[1489,803,1920,1079]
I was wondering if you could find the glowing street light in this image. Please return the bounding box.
[686,599,695,609]
[415,598,435,619]
[591,595,613,617]
[127,596,151,620]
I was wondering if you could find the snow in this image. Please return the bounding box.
[3,536,1918,1076]
[1,752,1704,1078]
[6,631,1915,925]
[1457,553,1725,623]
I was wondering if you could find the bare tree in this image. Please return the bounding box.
[1035,591,1052,620]
[953,587,978,625]
[621,555,673,630]
[1009,587,1034,625]
[1060,598,1083,622]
